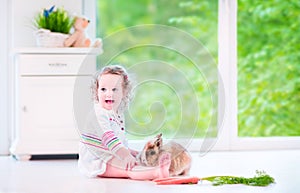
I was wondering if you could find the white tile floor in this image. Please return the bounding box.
[0,150,299,193]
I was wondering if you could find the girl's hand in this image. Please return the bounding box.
[130,149,139,157]
[123,154,137,171]
[116,147,137,170]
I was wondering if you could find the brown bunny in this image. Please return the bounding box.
[138,133,192,176]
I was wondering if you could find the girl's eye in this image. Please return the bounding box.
[100,88,106,92]
[112,88,118,92]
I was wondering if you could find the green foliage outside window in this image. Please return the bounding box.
[97,0,300,138]
[97,0,218,139]
[238,0,300,136]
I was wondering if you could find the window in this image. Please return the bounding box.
[237,0,300,137]
[96,0,219,147]
[218,0,300,150]
[92,0,300,151]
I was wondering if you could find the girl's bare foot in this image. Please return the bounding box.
[157,152,171,178]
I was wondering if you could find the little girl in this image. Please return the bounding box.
[78,64,171,180]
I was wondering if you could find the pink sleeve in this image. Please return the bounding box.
[102,130,124,153]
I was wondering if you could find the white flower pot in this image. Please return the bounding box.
[35,29,70,47]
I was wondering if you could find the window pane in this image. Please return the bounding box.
[97,0,218,139]
[238,0,300,137]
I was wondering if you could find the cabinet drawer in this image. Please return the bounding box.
[18,54,96,75]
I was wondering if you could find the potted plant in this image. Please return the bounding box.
[34,5,74,47]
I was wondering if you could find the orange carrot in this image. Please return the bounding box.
[153,177,182,182]
[154,176,200,185]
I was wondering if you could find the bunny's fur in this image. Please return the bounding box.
[138,133,191,176]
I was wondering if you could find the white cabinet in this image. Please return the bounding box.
[10,48,101,160]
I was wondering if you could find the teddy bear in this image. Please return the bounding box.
[64,16,102,48]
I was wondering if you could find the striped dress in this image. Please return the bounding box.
[78,104,128,177]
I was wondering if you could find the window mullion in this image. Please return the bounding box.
[217,0,238,150]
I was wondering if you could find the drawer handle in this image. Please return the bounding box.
[48,63,68,67]
[22,106,27,112]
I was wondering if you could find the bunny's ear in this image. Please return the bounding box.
[155,140,161,148]
[157,133,162,138]
[146,141,155,149]
[155,135,163,148]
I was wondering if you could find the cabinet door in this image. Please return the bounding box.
[18,76,92,144]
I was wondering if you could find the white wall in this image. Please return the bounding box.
[0,0,10,155]
[12,0,83,47]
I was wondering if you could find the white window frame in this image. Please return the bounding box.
[216,0,300,151]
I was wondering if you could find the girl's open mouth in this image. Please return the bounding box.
[105,100,114,104]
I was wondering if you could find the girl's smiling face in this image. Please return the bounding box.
[98,74,124,111]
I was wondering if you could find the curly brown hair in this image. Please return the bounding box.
[91,64,133,112]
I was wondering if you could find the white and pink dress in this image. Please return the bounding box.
[78,104,128,178]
